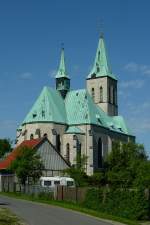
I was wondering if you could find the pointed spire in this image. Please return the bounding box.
[88,34,117,80]
[55,45,69,79]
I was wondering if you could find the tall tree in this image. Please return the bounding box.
[105,141,147,188]
[10,146,44,186]
[0,139,12,158]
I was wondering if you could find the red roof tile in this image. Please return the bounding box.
[0,138,42,170]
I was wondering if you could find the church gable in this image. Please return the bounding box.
[22,86,67,125]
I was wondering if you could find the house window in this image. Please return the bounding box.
[100,86,103,102]
[44,181,51,186]
[35,129,41,138]
[54,180,60,185]
[30,134,34,140]
[91,88,95,101]
[66,143,70,163]
[44,133,47,137]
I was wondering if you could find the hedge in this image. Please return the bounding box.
[83,188,150,220]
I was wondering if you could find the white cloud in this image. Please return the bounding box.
[20,72,32,80]
[124,62,150,76]
[124,62,138,72]
[119,79,145,89]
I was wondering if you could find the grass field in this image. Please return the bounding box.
[0,207,24,225]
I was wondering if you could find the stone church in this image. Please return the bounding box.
[16,34,135,175]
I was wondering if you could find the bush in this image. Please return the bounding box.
[37,192,54,201]
[83,188,150,220]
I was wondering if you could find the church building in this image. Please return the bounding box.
[16,34,135,175]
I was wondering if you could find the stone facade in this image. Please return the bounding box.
[16,35,135,176]
[17,121,135,175]
[86,76,118,116]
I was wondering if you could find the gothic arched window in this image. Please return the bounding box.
[66,143,70,163]
[30,134,34,140]
[100,86,103,102]
[91,88,95,101]
[98,138,103,168]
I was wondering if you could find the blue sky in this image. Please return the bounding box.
[0,0,150,153]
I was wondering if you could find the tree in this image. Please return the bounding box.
[10,146,44,186]
[0,139,12,158]
[64,154,88,187]
[105,141,148,188]
[133,161,150,188]
[88,171,106,187]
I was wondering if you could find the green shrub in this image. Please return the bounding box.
[83,188,150,220]
[37,192,53,201]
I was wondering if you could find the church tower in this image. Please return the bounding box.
[86,34,118,116]
[55,47,70,98]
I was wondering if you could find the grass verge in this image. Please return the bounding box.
[0,207,23,225]
[0,192,140,225]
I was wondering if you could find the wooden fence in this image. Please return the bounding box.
[55,186,88,203]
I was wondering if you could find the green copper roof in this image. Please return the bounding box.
[88,34,117,80]
[65,89,109,127]
[65,126,85,134]
[112,116,132,135]
[55,48,69,79]
[65,89,131,135]
[21,86,131,136]
[22,86,66,125]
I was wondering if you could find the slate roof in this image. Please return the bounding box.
[20,87,132,136]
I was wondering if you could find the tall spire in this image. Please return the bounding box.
[55,46,69,79]
[55,45,70,98]
[88,34,117,80]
